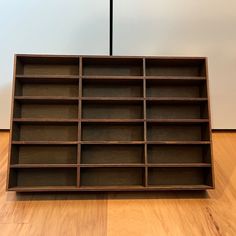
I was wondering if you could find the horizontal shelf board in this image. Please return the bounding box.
[80,141,145,145]
[13,118,146,124]
[8,186,79,192]
[12,141,78,145]
[147,141,211,145]
[146,98,208,104]
[82,75,143,80]
[80,164,145,168]
[82,97,144,101]
[147,119,209,124]
[8,185,213,192]
[10,163,211,168]
[145,76,206,80]
[12,141,210,145]
[145,185,213,190]
[80,163,211,167]
[13,118,78,124]
[147,163,211,167]
[15,96,78,104]
[10,164,77,168]
[81,119,144,123]
[16,75,79,83]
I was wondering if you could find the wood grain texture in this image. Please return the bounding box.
[1,131,236,235]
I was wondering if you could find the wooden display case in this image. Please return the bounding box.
[7,55,214,192]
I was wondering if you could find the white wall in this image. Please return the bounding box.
[0,0,109,129]
[1,0,236,129]
[114,0,236,129]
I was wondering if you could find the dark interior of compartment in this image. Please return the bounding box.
[82,101,143,119]
[82,80,143,97]
[148,145,211,163]
[20,83,79,97]
[146,82,206,98]
[13,124,78,141]
[147,103,208,119]
[145,59,206,76]
[83,58,143,76]
[147,124,209,141]
[11,145,77,164]
[80,167,143,186]
[82,124,144,141]
[16,56,79,75]
[14,102,78,119]
[9,168,77,187]
[81,144,144,164]
[148,167,212,186]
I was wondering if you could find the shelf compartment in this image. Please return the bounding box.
[147,144,211,164]
[13,101,78,119]
[82,78,143,97]
[82,123,144,141]
[81,144,144,164]
[146,79,207,98]
[82,100,143,119]
[147,102,208,119]
[145,58,206,76]
[148,167,212,186]
[15,74,79,97]
[16,83,79,97]
[16,55,79,76]
[80,167,144,186]
[10,144,77,164]
[147,123,210,141]
[12,123,78,141]
[82,57,143,76]
[8,167,77,188]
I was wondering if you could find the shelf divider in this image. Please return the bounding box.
[143,58,148,187]
[77,56,82,187]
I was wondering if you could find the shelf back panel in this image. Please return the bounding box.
[12,145,77,164]
[81,144,144,164]
[82,124,144,141]
[81,167,143,186]
[83,103,143,119]
[14,124,78,141]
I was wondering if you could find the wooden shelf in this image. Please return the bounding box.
[10,164,77,168]
[8,185,213,192]
[146,141,211,145]
[13,118,78,124]
[16,74,80,83]
[146,98,208,103]
[80,141,145,144]
[147,119,209,124]
[7,55,214,192]
[15,96,78,104]
[12,141,78,145]
[82,75,143,80]
[82,97,144,102]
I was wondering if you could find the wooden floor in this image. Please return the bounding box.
[0,131,236,236]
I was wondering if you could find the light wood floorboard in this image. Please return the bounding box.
[0,131,235,236]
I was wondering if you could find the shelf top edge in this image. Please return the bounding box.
[15,54,207,60]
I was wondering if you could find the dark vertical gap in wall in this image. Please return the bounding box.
[109,0,113,55]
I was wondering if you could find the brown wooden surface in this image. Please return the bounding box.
[7,55,214,191]
[0,131,236,235]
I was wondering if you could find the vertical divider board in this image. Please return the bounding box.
[77,56,82,187]
[7,55,214,192]
[143,58,148,187]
